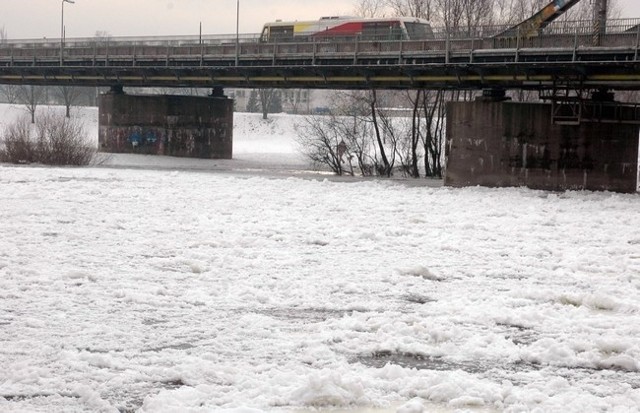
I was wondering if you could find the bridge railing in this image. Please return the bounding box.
[2,18,639,47]
[0,33,262,48]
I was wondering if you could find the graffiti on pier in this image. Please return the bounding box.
[128,128,160,148]
[508,141,553,170]
[99,127,165,154]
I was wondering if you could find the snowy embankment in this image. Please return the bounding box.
[0,104,311,174]
[0,104,640,412]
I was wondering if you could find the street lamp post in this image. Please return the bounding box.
[61,0,75,65]
[235,0,239,66]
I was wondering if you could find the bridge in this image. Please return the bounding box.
[0,12,638,194]
[0,18,640,90]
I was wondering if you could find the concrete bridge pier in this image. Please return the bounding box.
[98,87,233,159]
[445,98,639,193]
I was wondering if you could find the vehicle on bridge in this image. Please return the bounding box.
[260,16,434,42]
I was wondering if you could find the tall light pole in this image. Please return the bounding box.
[235,0,240,66]
[61,0,75,65]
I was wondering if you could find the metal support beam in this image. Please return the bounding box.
[593,0,608,46]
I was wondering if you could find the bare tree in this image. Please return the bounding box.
[0,85,21,104]
[282,89,310,114]
[385,0,473,30]
[386,0,436,21]
[403,90,422,177]
[19,86,45,124]
[258,89,282,120]
[606,0,622,19]
[434,0,465,30]
[492,0,543,25]
[376,103,410,176]
[56,86,84,118]
[491,0,516,25]
[421,90,446,177]
[332,91,377,176]
[492,0,620,26]
[355,0,387,17]
[336,114,374,176]
[460,0,494,32]
[94,30,111,46]
[561,0,621,21]
[299,90,407,177]
[297,114,350,175]
[0,25,8,106]
[397,89,447,178]
[557,0,620,21]
[368,89,395,176]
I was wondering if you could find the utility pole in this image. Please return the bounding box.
[593,0,608,46]
[61,0,75,65]
[235,0,240,66]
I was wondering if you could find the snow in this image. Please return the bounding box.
[0,103,640,413]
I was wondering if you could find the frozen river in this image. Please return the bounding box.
[0,105,639,412]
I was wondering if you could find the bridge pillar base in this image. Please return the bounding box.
[445,101,639,193]
[98,92,233,159]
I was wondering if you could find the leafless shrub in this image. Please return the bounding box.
[0,117,34,163]
[296,114,349,175]
[0,113,96,166]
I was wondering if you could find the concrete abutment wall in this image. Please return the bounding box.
[445,100,639,193]
[99,92,233,159]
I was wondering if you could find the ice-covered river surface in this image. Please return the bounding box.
[1,159,639,413]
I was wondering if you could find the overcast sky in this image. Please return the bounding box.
[2,0,640,39]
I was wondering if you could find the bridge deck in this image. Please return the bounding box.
[1,20,639,90]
